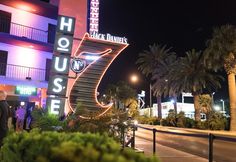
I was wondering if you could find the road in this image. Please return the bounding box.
[135,125,236,162]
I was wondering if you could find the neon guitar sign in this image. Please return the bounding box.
[47,15,128,117]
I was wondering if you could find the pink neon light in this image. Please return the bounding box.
[67,33,128,117]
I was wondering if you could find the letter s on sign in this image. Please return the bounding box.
[53,78,63,93]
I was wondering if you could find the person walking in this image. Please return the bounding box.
[0,90,9,146]
[25,106,33,130]
[16,105,26,132]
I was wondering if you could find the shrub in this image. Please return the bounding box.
[176,111,186,127]
[160,118,168,126]
[31,108,67,131]
[208,111,226,130]
[176,112,195,128]
[185,117,195,128]
[137,116,160,125]
[0,130,159,162]
[165,109,176,127]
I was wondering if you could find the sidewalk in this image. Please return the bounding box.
[141,124,236,137]
[135,136,208,162]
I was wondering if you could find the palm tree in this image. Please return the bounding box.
[204,24,236,131]
[198,94,213,120]
[104,82,137,109]
[136,44,175,118]
[152,53,178,115]
[104,84,119,108]
[169,49,222,122]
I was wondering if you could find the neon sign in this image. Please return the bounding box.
[47,15,76,115]
[89,0,100,34]
[68,33,128,117]
[15,86,37,96]
[90,32,128,44]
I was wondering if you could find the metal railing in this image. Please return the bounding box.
[136,125,236,162]
[0,63,46,82]
[10,22,48,43]
[0,19,49,43]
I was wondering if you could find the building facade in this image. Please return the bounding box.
[0,0,58,108]
[139,102,207,120]
[0,0,128,116]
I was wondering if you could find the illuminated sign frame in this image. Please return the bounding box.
[68,33,128,117]
[15,86,37,96]
[47,15,76,115]
[47,12,128,117]
[89,0,100,34]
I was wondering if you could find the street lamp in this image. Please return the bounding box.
[130,74,138,83]
[220,99,225,113]
[211,92,215,108]
[214,105,221,111]
[130,74,152,114]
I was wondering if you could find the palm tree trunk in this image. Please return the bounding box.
[228,73,236,131]
[173,96,177,115]
[194,95,201,122]
[157,96,162,118]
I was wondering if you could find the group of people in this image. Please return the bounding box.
[9,105,32,131]
[0,90,33,147]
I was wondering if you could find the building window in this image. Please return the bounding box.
[0,10,11,33]
[0,50,8,76]
[45,59,52,81]
[40,0,50,3]
[47,24,56,44]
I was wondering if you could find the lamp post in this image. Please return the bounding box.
[149,83,152,108]
[220,99,225,113]
[211,92,215,108]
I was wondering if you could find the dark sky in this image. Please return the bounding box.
[98,0,236,103]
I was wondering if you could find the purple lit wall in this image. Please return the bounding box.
[0,4,57,33]
[0,43,52,82]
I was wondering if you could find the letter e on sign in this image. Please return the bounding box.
[47,97,65,116]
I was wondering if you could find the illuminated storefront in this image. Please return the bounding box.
[0,0,128,115]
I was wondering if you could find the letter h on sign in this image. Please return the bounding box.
[54,15,76,54]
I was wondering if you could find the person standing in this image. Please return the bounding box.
[0,90,9,146]
[16,105,26,132]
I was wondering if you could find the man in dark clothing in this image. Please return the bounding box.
[0,90,9,147]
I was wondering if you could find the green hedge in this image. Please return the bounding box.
[0,130,159,162]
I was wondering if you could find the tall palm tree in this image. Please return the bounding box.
[152,53,178,115]
[169,49,222,122]
[136,44,175,118]
[204,24,236,131]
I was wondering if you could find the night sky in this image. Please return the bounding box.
[98,0,236,104]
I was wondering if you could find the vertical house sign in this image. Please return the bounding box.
[47,15,76,115]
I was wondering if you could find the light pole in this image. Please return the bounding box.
[211,92,215,108]
[220,99,225,113]
[149,83,152,108]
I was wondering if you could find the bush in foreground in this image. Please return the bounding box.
[0,130,159,162]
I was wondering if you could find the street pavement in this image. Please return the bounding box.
[135,136,208,162]
[135,125,236,162]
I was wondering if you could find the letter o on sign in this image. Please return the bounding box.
[58,37,70,49]
[71,58,86,73]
